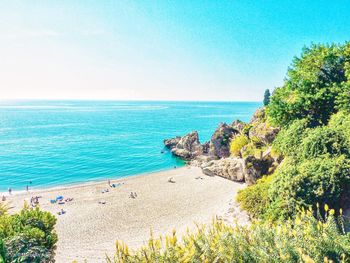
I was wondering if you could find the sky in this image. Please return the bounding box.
[0,1,349,101]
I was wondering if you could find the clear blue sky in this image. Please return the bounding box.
[0,0,349,101]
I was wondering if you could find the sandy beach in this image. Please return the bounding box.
[6,166,248,262]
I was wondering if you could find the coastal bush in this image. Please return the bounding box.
[301,127,349,158]
[110,208,350,263]
[267,43,350,127]
[268,156,350,219]
[329,111,350,144]
[0,204,7,218]
[230,134,249,156]
[236,175,272,219]
[272,119,309,158]
[0,240,5,263]
[0,205,57,263]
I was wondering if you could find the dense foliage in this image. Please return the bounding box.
[0,205,57,263]
[110,208,350,263]
[237,42,350,221]
[267,42,350,127]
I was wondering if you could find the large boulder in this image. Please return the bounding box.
[164,131,204,160]
[201,158,245,182]
[208,123,239,158]
[201,154,274,185]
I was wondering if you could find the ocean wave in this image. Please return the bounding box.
[0,123,85,132]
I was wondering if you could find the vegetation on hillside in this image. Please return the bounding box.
[237,42,350,220]
[267,43,350,127]
[0,205,57,263]
[110,208,350,263]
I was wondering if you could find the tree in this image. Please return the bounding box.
[267,43,350,127]
[263,89,271,106]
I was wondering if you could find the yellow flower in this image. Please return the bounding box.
[324,204,329,211]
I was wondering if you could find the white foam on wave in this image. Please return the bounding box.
[0,123,85,132]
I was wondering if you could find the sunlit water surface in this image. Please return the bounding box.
[0,101,260,191]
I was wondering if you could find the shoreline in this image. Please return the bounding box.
[6,166,248,262]
[1,164,186,196]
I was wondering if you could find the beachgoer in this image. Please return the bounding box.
[26,185,29,192]
[1,196,6,202]
[8,188,12,195]
[168,177,176,183]
[108,179,111,187]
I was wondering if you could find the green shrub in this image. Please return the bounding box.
[230,135,249,156]
[236,175,272,219]
[272,118,309,157]
[0,206,57,263]
[110,208,350,263]
[0,240,5,263]
[302,127,349,158]
[269,156,350,218]
[329,111,350,144]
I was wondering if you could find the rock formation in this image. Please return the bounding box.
[248,108,279,144]
[163,107,280,185]
[208,123,239,158]
[201,154,274,185]
[163,131,204,160]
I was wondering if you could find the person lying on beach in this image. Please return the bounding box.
[168,177,176,183]
[57,209,66,215]
[129,192,137,199]
[101,189,109,193]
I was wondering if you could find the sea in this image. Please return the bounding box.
[0,100,260,191]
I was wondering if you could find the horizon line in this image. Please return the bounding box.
[0,98,262,103]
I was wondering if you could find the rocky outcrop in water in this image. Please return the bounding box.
[163,107,281,185]
[164,123,238,161]
[164,136,181,149]
[164,131,204,160]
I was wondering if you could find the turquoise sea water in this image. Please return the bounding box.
[0,101,260,191]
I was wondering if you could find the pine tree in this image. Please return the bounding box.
[263,89,270,106]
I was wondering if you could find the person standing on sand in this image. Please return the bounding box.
[26,185,29,192]
[8,188,12,195]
